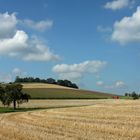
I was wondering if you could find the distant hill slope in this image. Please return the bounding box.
[22,83,74,89]
[22,83,114,99]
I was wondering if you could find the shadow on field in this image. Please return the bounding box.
[0,104,92,114]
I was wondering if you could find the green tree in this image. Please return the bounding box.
[131,91,139,100]
[5,84,30,109]
[0,85,12,107]
[0,85,5,97]
[46,78,56,84]
[17,93,31,108]
[125,93,128,96]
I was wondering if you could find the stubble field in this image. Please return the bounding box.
[0,99,140,140]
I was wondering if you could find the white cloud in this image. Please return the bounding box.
[96,81,104,86]
[0,68,27,83]
[23,44,60,61]
[104,81,126,89]
[104,0,134,10]
[22,36,60,61]
[24,52,60,61]
[112,6,140,44]
[0,12,60,62]
[57,72,82,81]
[115,81,126,88]
[12,68,27,77]
[0,30,28,56]
[96,80,126,89]
[22,19,53,32]
[52,60,107,81]
[0,12,17,38]
[12,68,22,75]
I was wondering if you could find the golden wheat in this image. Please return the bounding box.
[22,83,74,89]
[0,99,140,140]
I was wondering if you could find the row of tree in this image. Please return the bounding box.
[125,91,140,100]
[0,83,30,109]
[15,76,79,89]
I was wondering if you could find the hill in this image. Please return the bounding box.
[22,83,114,99]
[22,83,74,89]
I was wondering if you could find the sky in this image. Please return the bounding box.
[0,0,140,95]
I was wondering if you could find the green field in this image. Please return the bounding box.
[0,107,36,113]
[23,88,114,99]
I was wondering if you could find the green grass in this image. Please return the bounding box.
[0,104,95,114]
[120,96,133,99]
[0,107,54,113]
[0,107,37,113]
[23,88,114,99]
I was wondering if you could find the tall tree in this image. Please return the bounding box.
[17,93,31,108]
[0,85,12,107]
[5,84,30,109]
[46,78,56,84]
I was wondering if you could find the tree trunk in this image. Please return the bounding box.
[13,100,16,109]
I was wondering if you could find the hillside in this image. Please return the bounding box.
[22,83,114,99]
[22,83,74,89]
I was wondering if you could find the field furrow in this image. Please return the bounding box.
[0,100,140,140]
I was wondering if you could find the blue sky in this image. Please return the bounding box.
[0,0,140,95]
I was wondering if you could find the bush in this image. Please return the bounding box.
[125,91,139,100]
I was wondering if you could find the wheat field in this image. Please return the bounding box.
[22,83,73,89]
[0,99,140,140]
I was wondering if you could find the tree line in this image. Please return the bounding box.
[125,91,140,100]
[15,76,79,89]
[0,83,30,109]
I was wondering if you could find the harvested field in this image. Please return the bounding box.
[22,83,73,89]
[0,99,109,109]
[0,99,140,140]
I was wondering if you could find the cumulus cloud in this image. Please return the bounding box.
[112,6,140,44]
[104,0,134,10]
[24,50,60,61]
[22,19,53,32]
[23,42,60,61]
[0,30,28,56]
[0,12,60,61]
[21,36,60,61]
[52,60,107,81]
[0,12,17,38]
